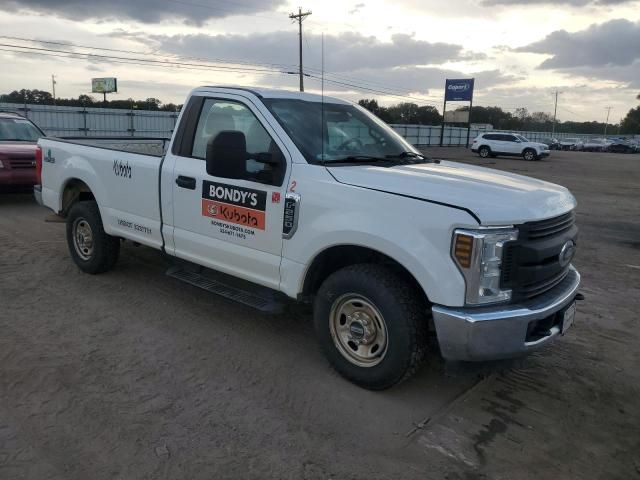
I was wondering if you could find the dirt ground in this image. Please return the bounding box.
[1,148,639,479]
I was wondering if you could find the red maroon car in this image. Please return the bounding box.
[0,112,45,188]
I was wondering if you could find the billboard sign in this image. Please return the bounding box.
[444,110,470,123]
[445,78,474,102]
[91,77,118,94]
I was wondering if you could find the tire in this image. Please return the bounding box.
[478,146,491,158]
[66,200,120,274]
[523,148,537,161]
[313,264,428,390]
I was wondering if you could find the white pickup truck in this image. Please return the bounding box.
[35,86,581,389]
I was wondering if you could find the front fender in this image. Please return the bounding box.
[282,168,479,307]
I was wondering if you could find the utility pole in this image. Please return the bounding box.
[551,90,561,138]
[289,7,312,92]
[51,74,57,105]
[604,106,612,137]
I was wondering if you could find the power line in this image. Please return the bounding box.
[0,35,297,72]
[0,42,281,74]
[306,74,438,106]
[0,35,441,108]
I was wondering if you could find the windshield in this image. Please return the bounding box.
[0,117,43,142]
[262,98,420,164]
[515,134,529,142]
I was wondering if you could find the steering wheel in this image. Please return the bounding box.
[337,137,363,151]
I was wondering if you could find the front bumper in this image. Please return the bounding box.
[432,266,580,361]
[0,168,37,186]
[539,150,550,158]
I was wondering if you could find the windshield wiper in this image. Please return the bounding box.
[323,155,392,165]
[385,151,436,164]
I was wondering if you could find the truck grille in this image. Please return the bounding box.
[502,211,578,301]
[524,211,575,240]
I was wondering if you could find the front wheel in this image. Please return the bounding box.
[313,264,428,390]
[523,148,538,161]
[66,201,120,274]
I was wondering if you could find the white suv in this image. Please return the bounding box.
[472,133,550,161]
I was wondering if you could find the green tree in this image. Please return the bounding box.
[620,106,640,134]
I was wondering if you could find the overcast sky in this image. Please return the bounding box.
[0,0,639,122]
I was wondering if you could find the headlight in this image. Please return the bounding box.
[452,228,518,305]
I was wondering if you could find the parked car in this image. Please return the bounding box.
[36,86,581,390]
[559,137,584,151]
[471,133,550,160]
[540,138,560,150]
[582,138,609,152]
[0,112,45,188]
[607,140,635,154]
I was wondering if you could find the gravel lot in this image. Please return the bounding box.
[1,148,639,479]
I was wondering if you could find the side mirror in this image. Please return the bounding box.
[206,131,247,179]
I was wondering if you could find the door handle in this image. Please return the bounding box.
[175,175,196,190]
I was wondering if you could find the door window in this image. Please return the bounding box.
[191,99,285,185]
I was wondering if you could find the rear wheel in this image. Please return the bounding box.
[66,201,120,274]
[478,146,491,158]
[313,264,428,390]
[523,148,538,161]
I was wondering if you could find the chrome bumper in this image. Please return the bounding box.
[33,185,43,206]
[432,267,580,361]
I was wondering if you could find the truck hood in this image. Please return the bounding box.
[327,160,576,225]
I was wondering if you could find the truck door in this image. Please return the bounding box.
[167,95,291,290]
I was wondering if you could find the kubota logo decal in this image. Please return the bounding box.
[113,159,132,178]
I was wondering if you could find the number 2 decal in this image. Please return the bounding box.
[289,180,297,192]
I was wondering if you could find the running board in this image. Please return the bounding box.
[166,265,287,314]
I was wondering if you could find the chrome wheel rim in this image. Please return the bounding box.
[73,218,94,261]
[480,148,489,158]
[524,150,534,160]
[329,294,388,367]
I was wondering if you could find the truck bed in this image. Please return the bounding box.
[39,137,166,251]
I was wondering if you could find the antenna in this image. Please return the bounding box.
[321,31,325,163]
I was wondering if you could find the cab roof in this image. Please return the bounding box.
[197,86,352,105]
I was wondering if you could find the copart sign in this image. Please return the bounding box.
[445,78,474,102]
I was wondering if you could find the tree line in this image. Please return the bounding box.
[0,89,182,111]
[358,98,639,135]
[1,88,637,134]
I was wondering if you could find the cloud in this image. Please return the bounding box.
[152,31,469,73]
[482,0,634,5]
[349,2,366,14]
[0,0,285,25]
[517,19,640,69]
